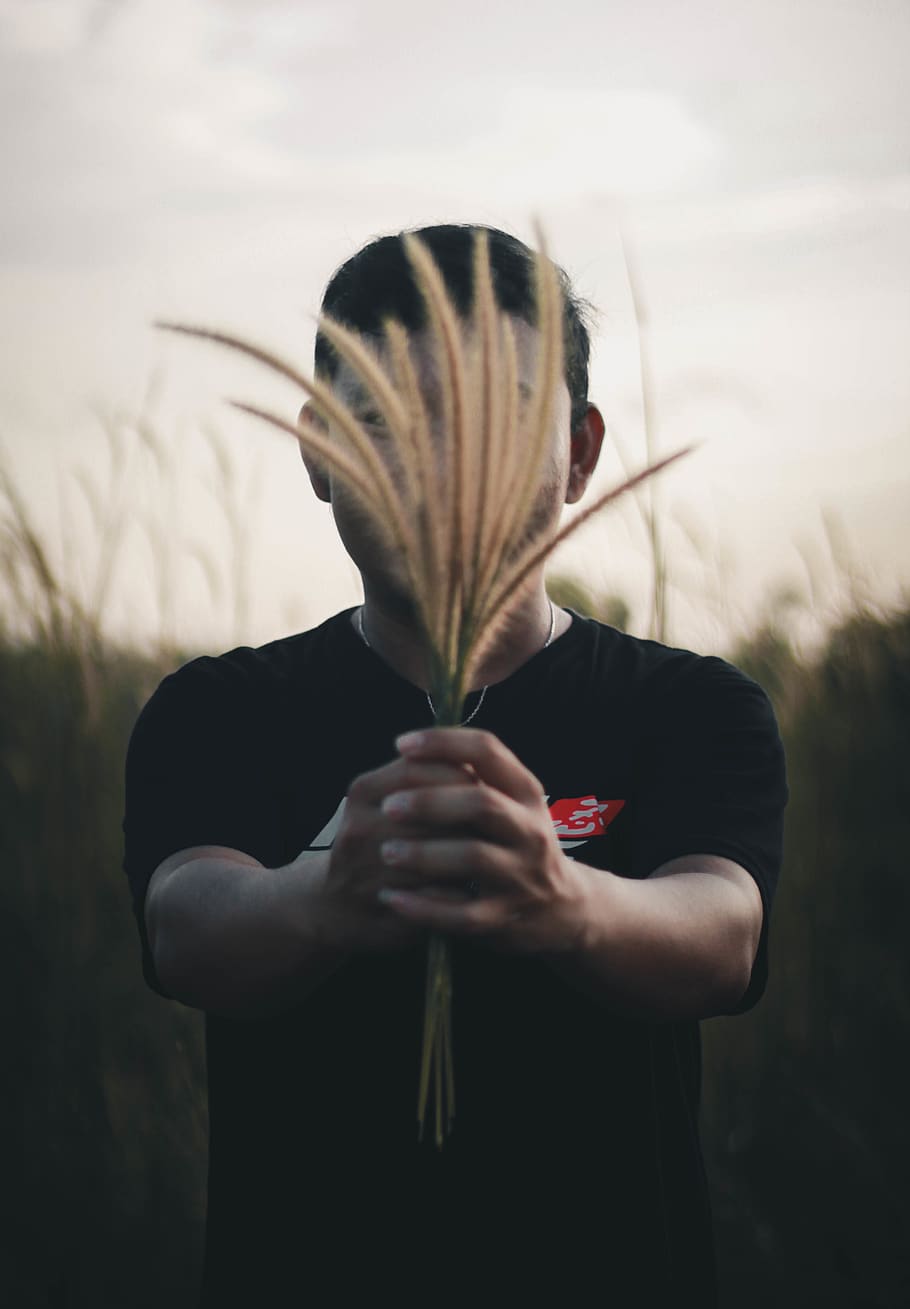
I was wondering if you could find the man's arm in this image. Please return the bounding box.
[543,853,764,1020]
[145,845,342,1018]
[143,753,477,1017]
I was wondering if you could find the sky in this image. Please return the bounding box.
[1,0,908,653]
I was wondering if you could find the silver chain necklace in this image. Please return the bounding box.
[355,600,557,726]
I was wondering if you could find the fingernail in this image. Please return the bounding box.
[377,888,405,905]
[382,792,411,816]
[381,839,409,864]
[396,731,426,753]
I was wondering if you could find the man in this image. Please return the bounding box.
[124,225,787,1306]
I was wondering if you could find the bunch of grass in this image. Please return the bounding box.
[158,229,686,1147]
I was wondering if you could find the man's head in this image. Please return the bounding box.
[314,224,593,432]
[301,223,605,611]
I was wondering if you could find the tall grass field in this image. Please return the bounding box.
[1,448,908,1306]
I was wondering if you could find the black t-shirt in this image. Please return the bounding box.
[123,608,787,1307]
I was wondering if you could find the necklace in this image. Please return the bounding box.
[356,600,557,726]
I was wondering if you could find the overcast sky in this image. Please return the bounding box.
[2,0,908,651]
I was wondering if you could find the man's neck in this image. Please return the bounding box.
[353,583,571,692]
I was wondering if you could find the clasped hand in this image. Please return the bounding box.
[324,727,590,955]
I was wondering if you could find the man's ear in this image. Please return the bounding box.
[566,403,606,504]
[298,402,331,503]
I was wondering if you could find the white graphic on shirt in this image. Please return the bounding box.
[309,797,348,848]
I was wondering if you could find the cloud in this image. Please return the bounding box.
[609,174,910,250]
[327,87,721,203]
[0,0,85,55]
[1,0,358,207]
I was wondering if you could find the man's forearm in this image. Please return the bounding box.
[148,851,346,1018]
[548,854,762,1021]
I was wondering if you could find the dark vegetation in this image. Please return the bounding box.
[705,604,910,1308]
[2,477,908,1306]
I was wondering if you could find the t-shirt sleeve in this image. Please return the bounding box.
[631,657,788,1014]
[122,654,284,998]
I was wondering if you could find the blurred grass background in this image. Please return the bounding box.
[2,431,908,1307]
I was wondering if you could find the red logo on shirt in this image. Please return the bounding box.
[548,796,626,840]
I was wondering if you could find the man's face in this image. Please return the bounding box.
[321,314,574,616]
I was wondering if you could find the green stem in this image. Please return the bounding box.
[415,666,466,1147]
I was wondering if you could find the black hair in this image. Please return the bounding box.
[315,224,592,430]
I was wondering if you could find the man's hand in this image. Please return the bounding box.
[370,727,590,955]
[366,725,763,1019]
[321,746,505,952]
